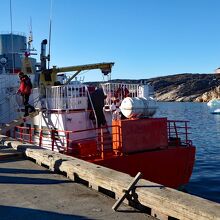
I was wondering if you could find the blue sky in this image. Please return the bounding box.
[1,0,220,81]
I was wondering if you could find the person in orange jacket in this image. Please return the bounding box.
[17,71,35,117]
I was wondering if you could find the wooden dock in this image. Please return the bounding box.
[2,135,220,220]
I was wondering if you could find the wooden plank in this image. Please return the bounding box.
[3,137,220,220]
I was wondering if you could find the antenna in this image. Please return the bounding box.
[48,0,53,69]
[26,18,37,56]
[28,17,33,52]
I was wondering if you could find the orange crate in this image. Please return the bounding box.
[71,139,97,156]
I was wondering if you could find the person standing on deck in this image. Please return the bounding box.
[89,87,108,128]
[17,71,35,117]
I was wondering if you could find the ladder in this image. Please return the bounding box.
[0,110,39,134]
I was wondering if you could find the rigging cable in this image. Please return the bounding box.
[9,0,15,74]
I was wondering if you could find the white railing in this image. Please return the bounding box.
[101,82,154,106]
[31,82,155,111]
[32,84,88,110]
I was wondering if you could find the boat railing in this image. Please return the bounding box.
[14,125,120,159]
[31,82,154,110]
[14,119,192,158]
[167,120,192,147]
[100,82,154,106]
[32,84,88,110]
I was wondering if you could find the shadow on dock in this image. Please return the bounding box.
[0,205,89,220]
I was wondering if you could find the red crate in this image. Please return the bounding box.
[70,139,97,157]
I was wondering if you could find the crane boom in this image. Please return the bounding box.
[40,62,114,87]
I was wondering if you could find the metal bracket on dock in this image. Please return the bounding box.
[112,172,142,211]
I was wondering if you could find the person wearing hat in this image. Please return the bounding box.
[17,71,35,117]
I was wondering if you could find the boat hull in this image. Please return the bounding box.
[93,146,196,189]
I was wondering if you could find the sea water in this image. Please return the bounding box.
[155,102,220,203]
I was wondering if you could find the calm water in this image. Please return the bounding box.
[155,102,220,203]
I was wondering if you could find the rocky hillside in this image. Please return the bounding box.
[147,73,220,102]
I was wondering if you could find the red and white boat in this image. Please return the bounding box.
[0,33,196,189]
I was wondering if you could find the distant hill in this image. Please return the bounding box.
[147,73,219,102]
[87,73,220,102]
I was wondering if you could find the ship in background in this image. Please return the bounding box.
[0,32,196,189]
[0,32,38,124]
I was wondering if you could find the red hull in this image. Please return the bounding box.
[66,118,196,189]
[93,146,196,189]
